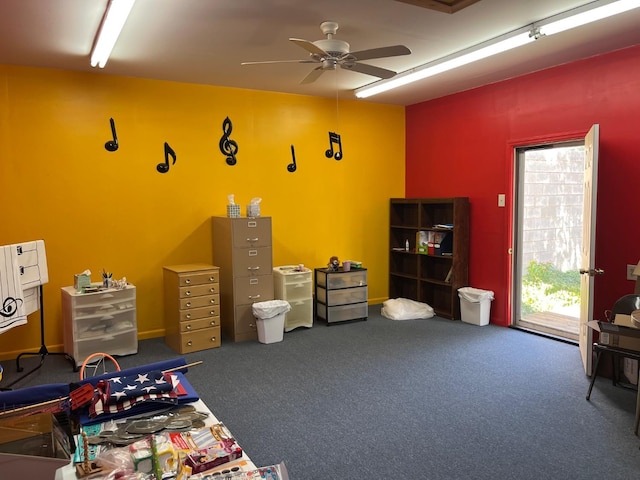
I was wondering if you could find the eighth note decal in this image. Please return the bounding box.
[157,142,177,173]
[325,131,343,160]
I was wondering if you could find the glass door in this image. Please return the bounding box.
[513,141,585,341]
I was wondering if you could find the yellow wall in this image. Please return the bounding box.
[0,65,405,360]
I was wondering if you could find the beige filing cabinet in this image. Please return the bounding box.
[212,216,274,342]
[273,266,313,331]
[163,264,221,353]
[61,284,137,367]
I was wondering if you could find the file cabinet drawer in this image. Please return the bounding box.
[179,316,219,332]
[177,270,219,286]
[179,283,219,298]
[178,327,221,353]
[179,305,220,321]
[179,294,219,310]
[231,218,272,248]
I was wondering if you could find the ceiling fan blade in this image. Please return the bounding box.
[290,38,329,57]
[341,62,397,79]
[300,67,325,84]
[348,45,411,61]
[241,59,317,65]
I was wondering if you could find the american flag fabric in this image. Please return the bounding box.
[89,370,179,418]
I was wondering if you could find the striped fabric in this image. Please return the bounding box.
[89,371,179,418]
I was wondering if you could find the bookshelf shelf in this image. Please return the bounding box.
[389,197,469,320]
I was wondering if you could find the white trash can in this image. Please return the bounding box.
[252,300,291,344]
[458,287,494,326]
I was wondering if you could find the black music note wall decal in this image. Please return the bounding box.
[325,131,343,160]
[287,145,297,173]
[219,116,238,166]
[157,142,177,173]
[105,117,119,152]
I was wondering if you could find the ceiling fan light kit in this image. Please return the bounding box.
[356,0,640,99]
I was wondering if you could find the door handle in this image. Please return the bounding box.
[579,268,604,276]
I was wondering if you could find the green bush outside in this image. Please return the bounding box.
[521,260,580,315]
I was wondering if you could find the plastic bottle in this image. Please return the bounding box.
[405,239,410,251]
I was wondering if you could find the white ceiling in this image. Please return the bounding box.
[1,0,639,106]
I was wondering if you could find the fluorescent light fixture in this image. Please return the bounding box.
[355,0,640,99]
[539,0,640,36]
[90,0,136,68]
[355,29,534,99]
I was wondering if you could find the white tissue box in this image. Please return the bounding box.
[246,204,260,217]
[227,204,240,218]
[74,274,91,292]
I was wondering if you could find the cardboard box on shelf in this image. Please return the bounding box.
[587,315,640,351]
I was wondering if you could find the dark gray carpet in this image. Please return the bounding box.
[3,305,639,479]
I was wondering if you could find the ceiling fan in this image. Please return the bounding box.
[241,21,411,84]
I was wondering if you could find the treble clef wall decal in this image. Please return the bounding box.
[219,116,238,166]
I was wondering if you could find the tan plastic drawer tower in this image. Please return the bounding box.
[163,264,221,353]
[212,216,274,342]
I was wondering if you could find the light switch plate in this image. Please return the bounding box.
[627,264,637,281]
[498,194,505,207]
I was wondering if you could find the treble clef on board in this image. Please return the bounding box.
[219,116,238,166]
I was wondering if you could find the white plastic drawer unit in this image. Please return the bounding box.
[316,269,367,289]
[316,286,368,306]
[61,285,138,366]
[273,266,313,331]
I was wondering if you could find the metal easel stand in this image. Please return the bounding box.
[2,285,76,390]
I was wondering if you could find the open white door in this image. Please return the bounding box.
[579,124,601,375]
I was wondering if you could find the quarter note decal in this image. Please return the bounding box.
[157,142,177,173]
[325,131,343,160]
[219,116,238,166]
[105,117,119,152]
[287,145,297,173]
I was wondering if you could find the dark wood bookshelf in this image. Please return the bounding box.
[389,197,469,319]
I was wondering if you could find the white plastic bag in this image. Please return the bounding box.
[252,300,291,319]
[381,298,435,320]
[458,287,494,303]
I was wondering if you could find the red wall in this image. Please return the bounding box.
[406,45,640,326]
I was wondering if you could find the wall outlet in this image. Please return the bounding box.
[627,264,637,281]
[498,194,505,207]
